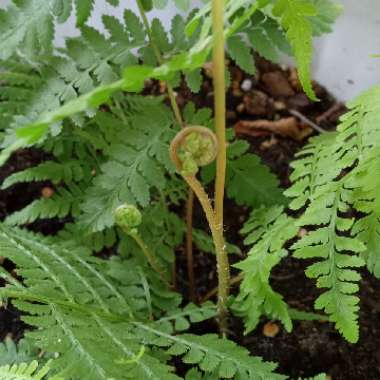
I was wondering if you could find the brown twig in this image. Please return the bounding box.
[289,109,327,134]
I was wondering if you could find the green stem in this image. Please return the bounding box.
[186,189,195,301]
[136,0,195,296]
[211,0,230,334]
[128,230,170,287]
[136,0,184,128]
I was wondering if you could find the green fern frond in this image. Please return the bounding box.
[80,101,175,232]
[134,326,286,380]
[0,0,55,60]
[234,206,298,333]
[309,0,342,35]
[203,138,285,208]
[351,160,380,278]
[4,185,82,226]
[0,225,282,380]
[0,360,57,380]
[226,146,285,208]
[1,161,85,189]
[74,0,95,26]
[0,339,37,367]
[245,11,291,62]
[58,224,117,253]
[227,35,256,75]
[285,85,380,342]
[291,181,365,343]
[284,132,338,210]
[273,0,318,100]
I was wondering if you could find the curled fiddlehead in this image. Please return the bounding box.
[170,126,218,177]
[114,204,142,234]
[114,204,169,286]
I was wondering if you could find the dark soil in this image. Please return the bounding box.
[1,58,380,379]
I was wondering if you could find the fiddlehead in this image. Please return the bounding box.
[114,204,143,234]
[170,125,229,333]
[170,126,218,177]
[114,204,169,286]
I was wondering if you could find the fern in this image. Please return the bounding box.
[4,185,82,226]
[227,35,256,75]
[245,11,291,63]
[233,206,298,334]
[0,0,339,163]
[80,100,175,232]
[0,360,57,380]
[202,138,285,208]
[0,225,284,379]
[273,0,318,100]
[0,339,37,367]
[0,0,55,60]
[291,181,365,343]
[285,86,380,342]
[226,140,285,208]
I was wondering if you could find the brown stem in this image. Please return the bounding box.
[186,189,195,301]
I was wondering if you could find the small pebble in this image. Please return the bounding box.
[241,79,253,92]
[263,322,280,338]
[41,187,55,199]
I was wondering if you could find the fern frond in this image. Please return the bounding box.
[1,161,85,189]
[273,0,318,100]
[226,147,285,208]
[134,326,286,380]
[80,101,175,232]
[291,180,365,343]
[245,11,291,63]
[0,225,283,380]
[203,138,285,208]
[74,0,95,26]
[0,0,55,60]
[285,85,380,342]
[0,360,57,380]
[227,35,256,75]
[351,173,380,278]
[234,206,298,333]
[0,339,36,367]
[58,224,117,253]
[309,0,342,35]
[5,185,82,226]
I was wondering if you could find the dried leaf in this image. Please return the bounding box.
[234,117,312,141]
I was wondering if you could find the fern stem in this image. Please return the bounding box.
[136,0,184,128]
[183,176,228,333]
[135,1,195,297]
[202,273,243,302]
[211,0,230,334]
[128,230,170,287]
[186,188,195,301]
